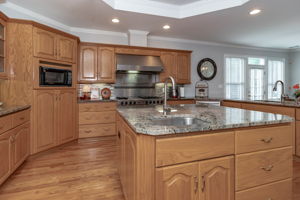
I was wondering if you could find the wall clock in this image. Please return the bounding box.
[197,58,217,81]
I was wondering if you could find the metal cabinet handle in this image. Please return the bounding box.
[118,131,121,139]
[261,137,273,143]
[194,176,199,193]
[201,175,206,192]
[261,165,274,172]
[19,117,25,120]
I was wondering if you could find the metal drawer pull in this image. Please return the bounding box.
[261,137,273,143]
[201,176,206,192]
[19,117,25,120]
[261,165,274,171]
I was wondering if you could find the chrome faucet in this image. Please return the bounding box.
[272,80,288,102]
[163,76,176,115]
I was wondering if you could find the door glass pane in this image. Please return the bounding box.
[250,68,264,100]
[268,60,284,100]
[248,57,265,66]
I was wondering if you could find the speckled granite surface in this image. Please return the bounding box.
[117,104,294,136]
[0,105,30,117]
[224,99,300,108]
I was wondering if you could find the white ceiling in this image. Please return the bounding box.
[150,0,201,5]
[4,0,300,49]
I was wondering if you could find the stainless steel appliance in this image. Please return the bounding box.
[117,96,163,106]
[39,66,72,87]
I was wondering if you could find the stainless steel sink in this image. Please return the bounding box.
[152,117,199,126]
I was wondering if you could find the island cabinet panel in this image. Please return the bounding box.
[235,125,293,154]
[156,162,199,200]
[235,178,292,200]
[156,131,235,167]
[0,131,11,185]
[235,147,292,191]
[199,156,234,200]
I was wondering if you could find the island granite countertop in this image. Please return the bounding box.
[0,105,31,117]
[224,99,300,108]
[117,104,294,136]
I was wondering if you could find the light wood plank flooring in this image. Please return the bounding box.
[0,136,299,200]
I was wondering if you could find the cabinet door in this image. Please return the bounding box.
[98,47,115,83]
[0,131,11,185]
[177,53,191,84]
[0,17,6,79]
[11,123,30,171]
[199,156,234,200]
[156,162,199,200]
[57,36,77,63]
[160,52,177,82]
[33,27,57,60]
[79,45,98,82]
[58,90,76,144]
[33,90,58,153]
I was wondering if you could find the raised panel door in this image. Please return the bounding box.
[98,47,115,83]
[177,53,191,84]
[58,90,76,144]
[33,90,58,153]
[0,131,11,185]
[160,52,177,82]
[199,156,234,200]
[156,162,199,200]
[79,45,98,82]
[33,27,57,60]
[57,36,77,63]
[11,123,30,171]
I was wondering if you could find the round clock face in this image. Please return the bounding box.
[101,88,111,99]
[197,58,217,81]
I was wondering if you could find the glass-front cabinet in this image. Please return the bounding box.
[0,16,6,79]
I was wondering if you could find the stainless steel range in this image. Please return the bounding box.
[117,96,163,106]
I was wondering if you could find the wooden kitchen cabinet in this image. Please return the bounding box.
[33,89,76,153]
[10,122,30,171]
[0,131,11,185]
[199,156,234,200]
[33,27,77,63]
[156,162,199,200]
[160,52,191,84]
[79,45,116,83]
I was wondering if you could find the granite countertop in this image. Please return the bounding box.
[78,99,117,103]
[117,104,293,136]
[0,105,31,117]
[224,99,300,108]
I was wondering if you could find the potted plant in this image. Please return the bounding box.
[293,84,300,104]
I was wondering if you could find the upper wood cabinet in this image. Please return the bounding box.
[199,156,234,200]
[33,27,77,63]
[33,89,76,154]
[0,16,7,79]
[160,52,191,84]
[156,162,199,200]
[79,45,116,83]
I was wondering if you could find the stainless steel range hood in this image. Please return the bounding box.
[116,54,163,72]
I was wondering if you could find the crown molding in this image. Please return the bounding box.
[102,0,250,19]
[70,27,127,37]
[148,35,290,53]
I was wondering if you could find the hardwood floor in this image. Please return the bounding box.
[0,136,299,200]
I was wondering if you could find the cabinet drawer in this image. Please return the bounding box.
[12,110,30,127]
[79,102,116,112]
[236,179,292,200]
[236,147,292,191]
[79,123,116,138]
[156,131,234,167]
[236,125,292,154]
[79,111,116,125]
[0,114,12,135]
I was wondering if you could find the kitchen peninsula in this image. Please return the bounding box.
[117,104,294,200]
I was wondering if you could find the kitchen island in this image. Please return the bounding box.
[117,104,294,200]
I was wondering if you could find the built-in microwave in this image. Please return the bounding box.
[39,66,72,87]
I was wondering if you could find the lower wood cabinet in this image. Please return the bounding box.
[155,156,234,200]
[33,89,76,154]
[0,109,30,185]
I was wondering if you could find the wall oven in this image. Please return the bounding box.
[39,66,72,87]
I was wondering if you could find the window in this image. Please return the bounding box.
[225,57,245,100]
[225,56,285,100]
[268,59,285,100]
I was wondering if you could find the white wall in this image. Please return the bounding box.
[289,51,300,95]
[0,4,291,99]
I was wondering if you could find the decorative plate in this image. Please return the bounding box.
[101,88,111,100]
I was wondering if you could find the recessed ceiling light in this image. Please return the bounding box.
[250,9,261,15]
[163,25,170,30]
[112,18,120,23]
